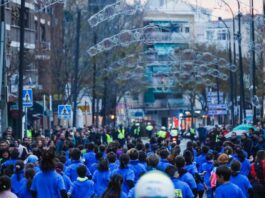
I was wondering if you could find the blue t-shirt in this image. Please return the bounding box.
[109,163,119,172]
[84,151,96,168]
[31,170,65,198]
[18,179,33,198]
[65,160,91,181]
[157,159,171,171]
[240,159,250,176]
[68,178,94,198]
[172,178,194,198]
[89,162,98,175]
[230,174,252,198]
[201,161,214,188]
[11,171,26,194]
[196,154,207,170]
[184,163,198,175]
[62,173,72,192]
[179,172,197,190]
[128,160,146,182]
[93,170,110,197]
[111,167,135,193]
[215,182,246,198]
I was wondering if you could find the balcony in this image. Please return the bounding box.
[147,32,190,44]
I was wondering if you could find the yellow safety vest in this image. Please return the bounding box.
[134,127,140,135]
[190,128,195,135]
[26,130,32,138]
[170,129,178,137]
[118,128,125,139]
[146,125,153,131]
[157,130,167,138]
[106,134,113,144]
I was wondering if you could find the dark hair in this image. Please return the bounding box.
[98,159,109,172]
[236,150,245,162]
[136,143,144,151]
[165,165,178,178]
[119,154,129,169]
[71,148,81,160]
[25,168,35,190]
[231,160,241,174]
[216,165,231,181]
[77,165,87,178]
[102,175,123,198]
[107,152,117,163]
[10,149,19,159]
[55,162,64,174]
[95,152,103,161]
[159,149,169,159]
[139,151,146,163]
[175,156,185,168]
[256,150,265,162]
[15,160,24,181]
[99,144,106,153]
[201,146,209,154]
[129,149,139,160]
[183,150,193,164]
[206,153,213,161]
[87,143,94,152]
[40,149,55,172]
[0,176,11,192]
[146,154,159,168]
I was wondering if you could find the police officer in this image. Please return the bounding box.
[146,122,154,138]
[170,128,179,143]
[133,123,141,139]
[117,124,126,146]
[157,126,167,144]
[189,127,196,141]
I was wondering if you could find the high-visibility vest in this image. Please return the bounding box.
[106,134,113,144]
[26,130,32,138]
[190,128,195,135]
[146,125,153,131]
[118,128,125,139]
[134,127,140,135]
[170,129,178,137]
[157,130,167,138]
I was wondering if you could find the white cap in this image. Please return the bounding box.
[161,126,166,130]
[135,171,175,198]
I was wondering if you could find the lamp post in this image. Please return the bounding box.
[236,0,246,123]
[218,17,235,126]
[221,0,237,124]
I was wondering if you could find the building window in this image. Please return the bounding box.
[35,21,38,41]
[217,30,227,40]
[206,31,213,40]
[11,7,30,28]
[185,27,190,33]
[40,24,46,41]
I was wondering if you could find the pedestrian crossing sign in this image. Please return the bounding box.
[58,105,72,120]
[22,89,33,107]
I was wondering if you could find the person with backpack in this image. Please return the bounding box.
[250,150,265,198]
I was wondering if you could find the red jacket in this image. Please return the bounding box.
[250,160,265,183]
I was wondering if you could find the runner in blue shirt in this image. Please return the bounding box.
[93,159,111,197]
[83,143,96,169]
[166,165,194,198]
[55,162,72,192]
[230,160,253,198]
[18,168,35,198]
[101,174,127,198]
[68,165,94,198]
[128,149,146,182]
[11,160,26,194]
[107,152,119,172]
[175,155,197,197]
[146,154,159,171]
[31,150,67,198]
[200,153,214,198]
[234,150,250,176]
[65,148,91,181]
[215,166,245,198]
[196,146,209,171]
[111,154,135,193]
[89,152,103,175]
[157,149,171,171]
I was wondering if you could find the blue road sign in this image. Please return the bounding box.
[23,89,33,107]
[58,105,72,120]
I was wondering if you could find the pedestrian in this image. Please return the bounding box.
[197,124,207,144]
[93,159,110,197]
[215,166,245,198]
[101,175,127,198]
[55,162,72,192]
[83,143,96,169]
[201,153,214,198]
[111,154,135,193]
[18,168,35,198]
[0,175,17,198]
[11,160,26,194]
[249,150,265,198]
[230,160,253,198]
[157,148,171,171]
[68,165,94,198]
[30,149,67,198]
[128,148,146,182]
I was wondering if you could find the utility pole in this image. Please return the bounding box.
[237,1,246,123]
[18,0,25,138]
[73,9,81,127]
[0,0,7,135]
[250,0,256,124]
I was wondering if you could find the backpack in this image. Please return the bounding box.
[250,161,265,184]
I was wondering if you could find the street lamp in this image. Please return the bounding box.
[218,17,235,126]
